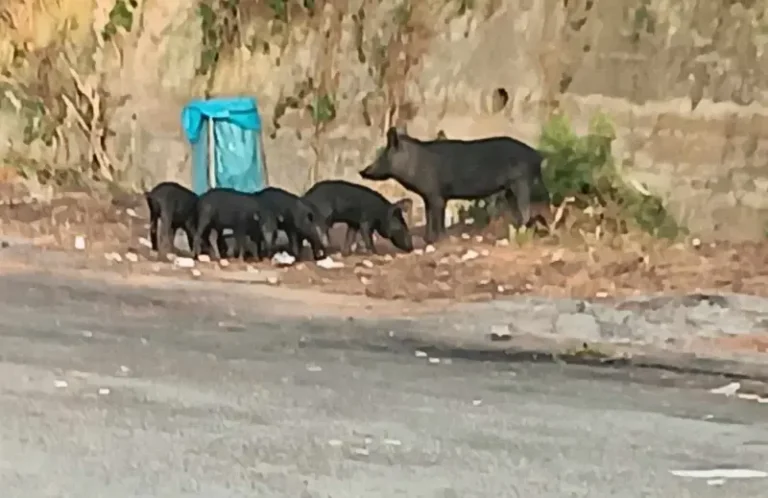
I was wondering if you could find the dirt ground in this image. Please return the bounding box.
[2,186,768,304]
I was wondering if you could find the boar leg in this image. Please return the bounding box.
[423,196,446,244]
[342,225,359,255]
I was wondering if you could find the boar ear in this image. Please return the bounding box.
[386,127,399,148]
[394,198,413,215]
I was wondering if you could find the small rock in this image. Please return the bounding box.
[54,379,68,388]
[173,257,195,269]
[384,254,393,262]
[272,251,296,266]
[480,249,489,257]
[138,237,152,249]
[361,259,374,268]
[460,249,480,262]
[74,235,86,250]
[317,256,344,269]
[489,324,512,341]
[197,254,211,263]
[595,291,608,298]
[496,285,505,293]
[219,259,230,267]
[125,252,139,263]
[246,265,259,273]
[104,252,122,263]
[425,244,436,253]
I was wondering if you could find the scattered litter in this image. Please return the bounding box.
[74,235,86,250]
[364,436,373,444]
[460,249,480,262]
[190,269,202,278]
[425,245,435,253]
[413,249,424,255]
[125,208,138,218]
[428,357,441,364]
[383,254,393,262]
[692,238,702,248]
[306,364,322,372]
[383,439,402,446]
[104,252,122,263]
[414,350,427,358]
[472,399,483,406]
[328,439,343,447]
[246,265,259,273]
[197,254,211,263]
[595,291,608,298]
[81,330,93,338]
[360,276,371,285]
[495,239,509,247]
[361,259,374,268]
[669,468,767,479]
[709,382,740,396]
[219,259,230,268]
[54,379,68,388]
[98,387,110,395]
[474,235,483,243]
[140,337,149,345]
[218,321,245,332]
[173,257,195,269]
[267,276,279,285]
[480,249,489,257]
[317,256,344,269]
[272,251,296,266]
[497,285,505,293]
[707,479,725,486]
[125,252,139,263]
[119,365,131,375]
[758,397,768,404]
[461,233,470,240]
[165,253,175,262]
[352,448,370,457]
[139,237,152,249]
[388,331,395,337]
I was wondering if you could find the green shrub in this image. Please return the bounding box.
[539,112,684,239]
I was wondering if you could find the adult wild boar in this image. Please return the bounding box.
[360,127,551,244]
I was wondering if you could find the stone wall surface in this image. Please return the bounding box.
[0,0,767,239]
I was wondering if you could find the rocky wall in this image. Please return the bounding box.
[0,0,766,239]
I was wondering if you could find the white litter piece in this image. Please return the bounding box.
[707,479,725,486]
[138,237,152,249]
[472,399,483,406]
[709,382,741,396]
[267,276,279,285]
[98,387,110,395]
[383,254,393,261]
[425,245,436,253]
[125,252,139,263]
[104,252,122,263]
[360,276,371,285]
[197,254,211,263]
[219,259,230,268]
[758,397,768,404]
[428,357,441,364]
[173,257,195,269]
[316,256,344,269]
[125,208,138,218]
[388,331,395,337]
[480,249,489,257]
[54,380,68,388]
[669,468,768,479]
[692,238,702,248]
[306,364,322,372]
[140,337,148,345]
[119,365,131,375]
[81,330,93,338]
[460,249,480,262]
[190,269,202,278]
[327,439,343,447]
[272,251,296,266]
[737,393,760,401]
[74,235,86,250]
[383,439,402,446]
[474,235,483,243]
[496,239,509,247]
[361,259,374,268]
[461,233,470,240]
[413,248,424,255]
[414,350,427,358]
[595,291,608,298]
[246,265,259,273]
[352,448,370,456]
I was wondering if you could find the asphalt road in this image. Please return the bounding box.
[0,270,767,497]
